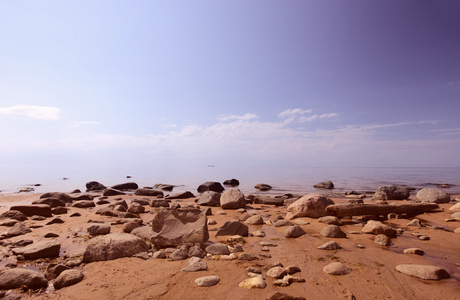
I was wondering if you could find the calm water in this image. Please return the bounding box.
[1,167,460,196]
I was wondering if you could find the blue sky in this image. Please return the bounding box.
[1,0,460,179]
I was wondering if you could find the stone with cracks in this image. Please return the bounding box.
[82,233,149,262]
[150,207,209,248]
[0,268,48,290]
[220,188,246,209]
[285,194,334,219]
[395,264,450,280]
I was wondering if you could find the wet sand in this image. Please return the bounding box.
[0,192,459,300]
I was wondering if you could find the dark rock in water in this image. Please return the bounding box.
[416,188,450,204]
[53,269,84,290]
[372,185,410,200]
[82,233,148,262]
[40,192,74,203]
[103,188,126,197]
[12,240,61,259]
[0,210,28,221]
[314,181,334,189]
[215,220,249,237]
[154,184,175,191]
[32,198,66,208]
[197,182,225,193]
[197,191,221,207]
[134,188,164,197]
[72,194,94,201]
[220,188,246,209]
[0,268,48,290]
[86,181,106,191]
[167,191,195,199]
[10,205,52,217]
[223,178,240,186]
[150,207,209,248]
[255,183,272,191]
[111,182,139,190]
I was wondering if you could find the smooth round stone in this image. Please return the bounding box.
[317,241,341,250]
[195,275,220,287]
[395,264,450,280]
[238,276,266,289]
[323,262,351,275]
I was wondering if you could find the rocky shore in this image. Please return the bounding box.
[0,181,459,299]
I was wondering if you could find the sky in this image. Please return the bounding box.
[1,0,460,182]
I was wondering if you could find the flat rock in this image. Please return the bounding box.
[362,220,397,237]
[318,216,342,226]
[448,202,460,212]
[111,182,138,190]
[323,262,351,275]
[40,192,74,203]
[82,233,149,262]
[286,194,334,219]
[314,180,334,189]
[0,268,48,289]
[12,240,61,259]
[195,275,220,287]
[9,205,52,217]
[317,241,341,250]
[54,269,84,290]
[182,257,207,272]
[167,191,195,199]
[395,264,450,280]
[135,188,164,197]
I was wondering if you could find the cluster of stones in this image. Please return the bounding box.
[0,179,457,299]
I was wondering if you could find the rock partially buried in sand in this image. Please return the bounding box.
[12,240,61,259]
[395,264,450,280]
[53,269,84,289]
[317,241,341,250]
[266,291,306,300]
[416,188,450,204]
[0,268,48,290]
[215,220,249,237]
[285,194,334,219]
[195,275,220,287]
[323,262,351,275]
[82,233,149,263]
[239,276,267,289]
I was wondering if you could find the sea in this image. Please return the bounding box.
[1,166,460,196]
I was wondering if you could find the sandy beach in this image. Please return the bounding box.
[0,187,459,300]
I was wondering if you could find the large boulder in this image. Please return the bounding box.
[197,181,225,193]
[197,191,221,206]
[103,188,126,197]
[285,194,334,219]
[223,178,240,186]
[395,264,450,280]
[12,240,61,259]
[314,181,334,189]
[220,188,246,209]
[134,188,164,197]
[32,198,66,208]
[9,205,52,217]
[215,220,249,237]
[0,268,48,290]
[111,182,139,190]
[86,181,106,191]
[40,192,74,203]
[150,207,209,248]
[0,210,28,221]
[416,188,450,204]
[372,185,410,200]
[82,233,149,262]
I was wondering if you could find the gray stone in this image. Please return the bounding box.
[197,191,221,206]
[220,188,246,209]
[54,269,84,289]
[0,210,27,221]
[12,240,61,259]
[152,250,167,259]
[169,248,189,261]
[182,257,207,272]
[266,291,306,300]
[416,188,450,204]
[403,248,424,255]
[195,275,220,287]
[205,243,230,255]
[372,185,409,200]
[320,225,347,238]
[284,226,306,238]
[82,233,149,262]
[286,194,334,219]
[323,262,351,275]
[0,268,48,289]
[395,264,450,280]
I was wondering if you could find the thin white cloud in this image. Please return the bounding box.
[279,108,337,124]
[70,121,100,127]
[163,124,178,128]
[278,108,312,118]
[218,113,258,122]
[429,128,460,135]
[0,105,60,120]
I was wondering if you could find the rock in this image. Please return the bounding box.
[267,267,286,278]
[182,256,207,272]
[285,194,334,219]
[253,230,266,237]
[46,217,65,225]
[72,194,94,201]
[245,215,264,225]
[135,188,164,197]
[395,264,450,280]
[69,189,81,194]
[454,227,460,233]
[215,220,249,237]
[111,182,138,190]
[122,221,141,233]
[87,224,111,236]
[372,185,410,200]
[320,225,347,238]
[239,276,266,289]
[0,218,18,226]
[416,188,450,204]
[313,180,334,189]
[169,248,189,261]
[318,216,342,226]
[151,207,209,248]
[223,178,240,186]
[255,183,272,191]
[32,198,66,207]
[188,244,206,258]
[167,191,195,199]
[254,197,285,206]
[72,200,96,208]
[52,207,68,215]
[437,183,451,188]
[44,232,59,238]
[362,220,397,237]
[82,233,148,262]
[266,291,306,300]
[103,188,126,197]
[54,269,84,289]
[205,243,230,255]
[452,212,460,220]
[285,226,306,238]
[12,240,61,259]
[406,219,421,227]
[86,181,106,191]
[195,275,220,287]
[154,184,175,191]
[9,205,52,217]
[6,222,31,237]
[449,202,460,212]
[152,250,167,259]
[0,268,48,289]
[197,182,225,193]
[317,241,341,250]
[238,253,257,261]
[374,234,391,246]
[150,199,170,207]
[131,199,150,206]
[323,262,351,275]
[128,204,145,214]
[40,192,74,203]
[0,210,28,221]
[274,220,293,227]
[197,191,221,206]
[220,188,246,209]
[403,248,424,255]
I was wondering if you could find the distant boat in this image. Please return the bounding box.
[207,165,215,167]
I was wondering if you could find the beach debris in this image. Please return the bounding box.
[372,185,410,200]
[395,264,450,280]
[313,180,334,189]
[197,181,225,193]
[286,194,335,219]
[325,203,439,217]
[323,262,351,275]
[320,225,347,238]
[285,225,306,238]
[0,268,48,290]
[362,220,397,237]
[12,240,61,259]
[220,188,246,209]
[53,269,84,290]
[416,188,450,204]
[195,275,220,287]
